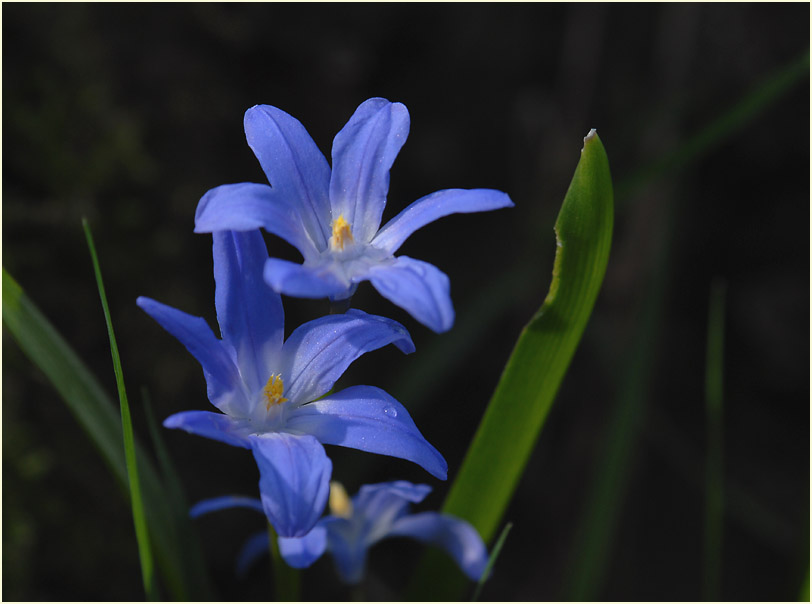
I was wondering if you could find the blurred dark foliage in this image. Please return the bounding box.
[3,3,808,601]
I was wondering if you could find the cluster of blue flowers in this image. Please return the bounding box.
[138,98,512,585]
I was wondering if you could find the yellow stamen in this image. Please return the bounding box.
[328,481,353,518]
[263,374,288,411]
[330,214,354,251]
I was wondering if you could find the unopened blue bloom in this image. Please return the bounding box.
[137,230,447,537]
[194,97,514,333]
[193,481,489,584]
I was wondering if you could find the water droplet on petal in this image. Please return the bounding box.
[383,405,398,418]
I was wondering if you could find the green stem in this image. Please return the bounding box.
[703,280,726,600]
[329,297,352,314]
[267,523,301,601]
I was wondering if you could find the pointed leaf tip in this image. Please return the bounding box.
[582,128,598,150]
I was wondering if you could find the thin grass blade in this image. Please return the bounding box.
[471,522,513,602]
[83,219,158,600]
[408,130,613,600]
[703,279,726,600]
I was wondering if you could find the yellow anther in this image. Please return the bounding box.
[330,214,354,251]
[328,481,353,518]
[263,374,288,411]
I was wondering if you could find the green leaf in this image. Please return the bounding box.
[83,219,157,600]
[408,130,614,600]
[2,266,212,600]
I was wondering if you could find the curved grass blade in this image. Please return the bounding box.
[408,130,613,600]
[83,219,157,600]
[2,266,212,600]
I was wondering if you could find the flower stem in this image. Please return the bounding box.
[267,523,301,601]
[329,297,352,314]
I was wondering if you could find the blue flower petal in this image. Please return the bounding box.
[250,433,332,538]
[372,188,515,254]
[366,256,454,333]
[136,296,245,413]
[286,385,447,480]
[195,182,318,260]
[263,257,349,299]
[163,410,252,449]
[236,531,270,578]
[355,481,432,516]
[189,495,264,519]
[353,481,433,543]
[388,512,489,581]
[329,98,410,243]
[323,520,369,585]
[213,230,284,393]
[244,105,332,251]
[279,309,414,404]
[277,524,329,569]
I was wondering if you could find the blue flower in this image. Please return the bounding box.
[137,229,447,537]
[194,98,514,333]
[193,481,489,584]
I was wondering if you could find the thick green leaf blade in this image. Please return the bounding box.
[83,219,157,600]
[408,131,613,600]
[2,266,212,600]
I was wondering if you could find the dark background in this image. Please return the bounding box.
[3,3,809,601]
